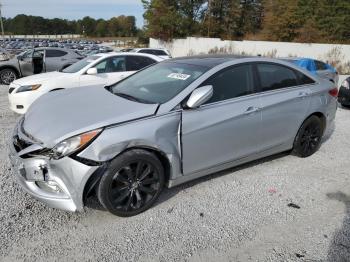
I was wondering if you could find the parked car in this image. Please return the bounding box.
[282,58,339,84]
[120,48,134,52]
[131,48,172,59]
[8,52,163,114]
[0,47,84,85]
[338,76,350,106]
[9,56,337,217]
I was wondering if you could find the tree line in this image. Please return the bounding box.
[4,1,350,43]
[142,0,350,43]
[3,15,137,37]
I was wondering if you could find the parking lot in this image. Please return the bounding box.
[0,84,349,261]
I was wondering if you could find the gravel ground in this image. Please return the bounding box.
[0,85,350,262]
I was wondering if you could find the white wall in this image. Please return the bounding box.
[151,37,350,86]
[150,37,350,69]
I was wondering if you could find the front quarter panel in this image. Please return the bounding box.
[78,111,182,180]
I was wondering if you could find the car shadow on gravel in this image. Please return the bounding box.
[326,192,350,261]
[84,151,292,213]
[154,151,292,208]
[85,140,331,214]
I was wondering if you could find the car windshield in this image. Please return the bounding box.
[62,56,99,73]
[110,62,209,104]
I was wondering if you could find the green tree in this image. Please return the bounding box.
[95,19,108,37]
[314,0,350,42]
[142,0,183,40]
[261,0,301,41]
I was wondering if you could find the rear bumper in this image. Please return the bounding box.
[9,134,99,212]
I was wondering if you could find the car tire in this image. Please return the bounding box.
[292,116,323,158]
[97,149,165,217]
[0,68,17,85]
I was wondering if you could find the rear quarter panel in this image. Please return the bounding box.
[306,79,337,133]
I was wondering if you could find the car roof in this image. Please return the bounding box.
[133,48,167,51]
[280,57,315,61]
[168,55,253,68]
[35,47,73,51]
[90,51,163,60]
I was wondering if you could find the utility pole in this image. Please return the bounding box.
[207,0,212,37]
[0,2,4,39]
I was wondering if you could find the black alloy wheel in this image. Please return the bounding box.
[293,116,323,158]
[0,69,17,85]
[98,149,164,217]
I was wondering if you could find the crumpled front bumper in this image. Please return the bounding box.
[9,123,100,212]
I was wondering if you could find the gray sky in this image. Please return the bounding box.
[2,0,145,27]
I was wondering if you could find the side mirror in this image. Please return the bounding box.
[186,85,213,109]
[17,55,23,61]
[86,68,97,75]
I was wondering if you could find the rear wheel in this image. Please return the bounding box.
[0,68,17,85]
[292,116,323,158]
[97,149,164,217]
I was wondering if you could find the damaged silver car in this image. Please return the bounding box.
[9,56,338,217]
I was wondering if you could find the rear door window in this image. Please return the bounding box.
[153,50,168,56]
[139,49,154,55]
[126,56,156,71]
[94,56,126,73]
[45,49,68,58]
[256,63,299,91]
[294,70,316,85]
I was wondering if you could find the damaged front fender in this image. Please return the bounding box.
[78,111,183,182]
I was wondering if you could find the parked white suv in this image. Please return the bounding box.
[131,48,172,59]
[8,52,164,114]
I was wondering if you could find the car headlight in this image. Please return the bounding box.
[16,84,41,93]
[341,79,349,89]
[51,129,102,159]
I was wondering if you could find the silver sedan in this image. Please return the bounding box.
[0,47,83,85]
[9,56,338,217]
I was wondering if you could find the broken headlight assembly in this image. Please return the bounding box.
[51,129,102,160]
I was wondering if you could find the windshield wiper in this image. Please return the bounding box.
[114,92,152,104]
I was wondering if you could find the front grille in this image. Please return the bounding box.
[8,87,15,94]
[13,135,33,152]
[21,148,52,159]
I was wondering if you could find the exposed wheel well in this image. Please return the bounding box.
[293,112,327,148]
[82,146,172,205]
[308,112,327,133]
[119,147,171,183]
[0,66,20,77]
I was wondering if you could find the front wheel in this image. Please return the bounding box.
[97,149,165,217]
[292,116,323,158]
[0,68,17,85]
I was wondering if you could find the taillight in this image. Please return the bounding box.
[328,87,338,97]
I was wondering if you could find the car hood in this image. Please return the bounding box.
[13,71,71,86]
[23,86,159,147]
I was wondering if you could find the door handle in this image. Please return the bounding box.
[244,106,261,114]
